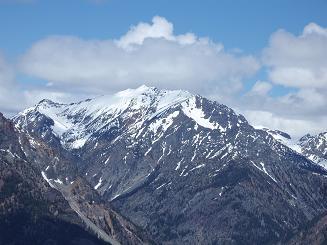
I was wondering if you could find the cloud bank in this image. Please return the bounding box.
[0,54,25,114]
[239,22,327,137]
[264,22,327,89]
[19,16,259,96]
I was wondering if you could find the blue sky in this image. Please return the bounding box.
[1,0,326,56]
[0,0,326,136]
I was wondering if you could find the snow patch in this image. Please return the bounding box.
[175,158,183,170]
[94,177,103,190]
[182,97,226,132]
[54,179,63,184]
[41,171,55,188]
[251,161,277,183]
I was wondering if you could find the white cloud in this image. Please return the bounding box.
[248,81,272,95]
[0,55,14,84]
[263,22,327,89]
[242,109,327,138]
[116,16,199,49]
[233,22,327,137]
[19,16,259,96]
[237,84,327,137]
[303,22,327,38]
[0,54,25,114]
[278,88,327,114]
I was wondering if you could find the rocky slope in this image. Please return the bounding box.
[0,112,152,245]
[14,85,327,244]
[0,112,107,245]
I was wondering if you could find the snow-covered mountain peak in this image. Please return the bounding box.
[59,85,193,121]
[21,85,193,119]
[14,86,199,149]
[115,84,157,97]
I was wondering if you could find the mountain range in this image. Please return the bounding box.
[1,85,327,244]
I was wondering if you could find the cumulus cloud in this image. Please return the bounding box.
[19,16,259,96]
[248,81,272,96]
[242,109,327,138]
[233,22,327,137]
[0,56,14,85]
[0,54,78,115]
[238,85,327,137]
[0,54,25,114]
[116,16,200,49]
[263,22,327,89]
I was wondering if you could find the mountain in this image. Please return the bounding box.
[0,112,152,245]
[298,133,327,169]
[13,85,327,244]
[0,112,107,245]
[260,128,327,170]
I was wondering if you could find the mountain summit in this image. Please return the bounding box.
[16,85,194,149]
